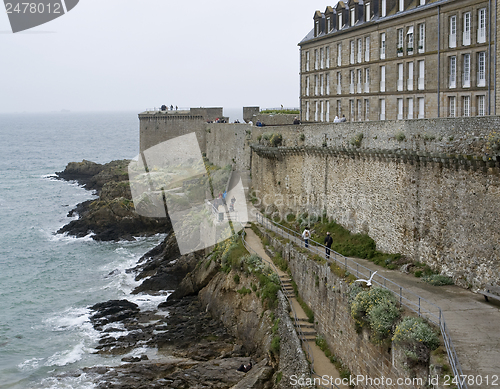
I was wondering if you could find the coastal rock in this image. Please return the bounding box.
[89,299,140,328]
[56,159,171,241]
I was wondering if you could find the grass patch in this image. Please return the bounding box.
[422,274,454,286]
[292,280,314,323]
[272,252,289,272]
[270,336,281,355]
[237,287,252,295]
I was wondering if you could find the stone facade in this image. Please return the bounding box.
[299,0,497,123]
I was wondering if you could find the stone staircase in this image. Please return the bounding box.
[279,275,318,343]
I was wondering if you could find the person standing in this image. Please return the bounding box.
[302,228,311,248]
[324,232,333,259]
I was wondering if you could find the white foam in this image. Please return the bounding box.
[17,357,44,371]
[37,372,96,389]
[129,292,170,312]
[45,341,87,367]
[49,232,96,243]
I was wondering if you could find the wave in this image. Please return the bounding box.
[45,341,88,367]
[48,232,96,243]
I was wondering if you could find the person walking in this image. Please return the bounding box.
[302,228,311,248]
[324,231,333,259]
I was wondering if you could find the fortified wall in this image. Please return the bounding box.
[139,108,500,290]
[249,117,500,290]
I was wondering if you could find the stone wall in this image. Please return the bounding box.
[249,117,500,290]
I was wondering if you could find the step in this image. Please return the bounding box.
[294,323,315,329]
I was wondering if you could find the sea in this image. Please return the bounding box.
[0,108,244,389]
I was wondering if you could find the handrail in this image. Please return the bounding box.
[253,211,468,389]
[240,229,339,389]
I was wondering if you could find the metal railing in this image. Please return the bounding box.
[240,229,339,389]
[253,211,468,389]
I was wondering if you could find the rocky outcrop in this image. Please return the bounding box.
[56,159,171,241]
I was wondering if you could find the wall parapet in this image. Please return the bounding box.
[251,145,500,173]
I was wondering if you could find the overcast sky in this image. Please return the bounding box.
[1,0,334,113]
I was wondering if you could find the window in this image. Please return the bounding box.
[449,96,456,117]
[380,32,386,59]
[418,97,425,118]
[326,47,330,68]
[327,17,331,33]
[397,63,404,91]
[314,49,318,70]
[351,7,356,26]
[315,75,319,95]
[399,0,404,12]
[365,2,371,21]
[305,51,310,72]
[449,56,456,88]
[380,98,386,120]
[350,70,355,94]
[326,73,330,95]
[381,0,386,17]
[320,101,324,122]
[357,99,362,121]
[337,100,342,116]
[320,48,324,69]
[419,0,425,5]
[478,8,486,43]
[380,65,386,92]
[463,96,470,116]
[337,43,342,66]
[306,101,310,121]
[449,16,457,48]
[350,40,355,64]
[418,60,425,90]
[478,52,486,87]
[337,71,342,94]
[357,69,362,93]
[463,12,471,46]
[463,54,470,87]
[349,99,354,121]
[408,62,414,91]
[477,95,485,115]
[365,99,370,120]
[397,98,403,119]
[320,74,324,95]
[408,98,414,119]
[338,13,343,29]
[365,36,370,62]
[306,76,310,96]
[326,100,330,121]
[315,101,319,121]
[365,68,370,92]
[315,20,320,37]
[357,38,362,63]
[397,29,404,56]
[418,24,425,53]
[407,26,414,54]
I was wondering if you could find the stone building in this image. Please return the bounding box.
[299,0,497,122]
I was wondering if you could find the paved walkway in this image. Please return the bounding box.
[244,228,348,389]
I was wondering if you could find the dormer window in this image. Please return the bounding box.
[350,7,356,26]
[315,20,320,37]
[365,2,371,21]
[381,0,386,17]
[399,0,404,12]
[327,17,331,32]
[338,13,343,29]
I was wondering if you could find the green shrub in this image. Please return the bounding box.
[270,133,283,147]
[237,287,251,295]
[350,133,364,147]
[351,287,400,342]
[395,131,406,142]
[233,274,240,284]
[393,317,440,354]
[300,133,305,141]
[423,274,454,286]
[270,336,280,355]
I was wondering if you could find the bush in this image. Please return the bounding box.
[351,287,400,342]
[423,274,454,286]
[350,133,364,147]
[270,133,283,147]
[233,274,240,284]
[395,131,406,142]
[270,336,280,355]
[392,317,439,353]
[237,287,251,295]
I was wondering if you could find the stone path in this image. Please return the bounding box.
[244,228,348,389]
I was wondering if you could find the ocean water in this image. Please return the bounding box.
[0,112,175,389]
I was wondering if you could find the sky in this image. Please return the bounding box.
[0,0,335,113]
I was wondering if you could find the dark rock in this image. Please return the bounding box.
[89,300,140,328]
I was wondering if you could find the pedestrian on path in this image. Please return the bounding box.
[324,232,333,259]
[302,228,311,248]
